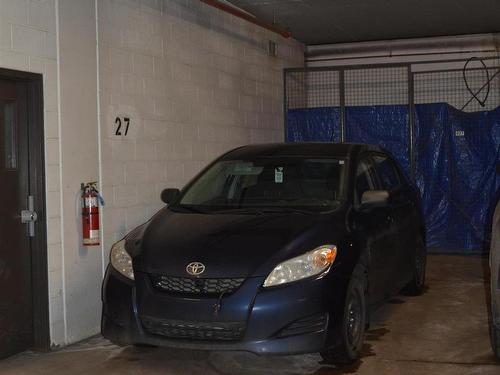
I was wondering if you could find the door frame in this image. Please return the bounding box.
[0,68,50,352]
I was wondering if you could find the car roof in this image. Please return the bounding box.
[221,142,384,160]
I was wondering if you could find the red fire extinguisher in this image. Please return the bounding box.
[81,182,103,246]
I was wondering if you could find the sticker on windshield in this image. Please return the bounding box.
[339,160,345,165]
[274,167,284,183]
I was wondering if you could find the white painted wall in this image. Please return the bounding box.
[0,0,304,348]
[97,0,304,256]
[57,0,103,345]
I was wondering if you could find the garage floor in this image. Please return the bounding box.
[1,255,499,375]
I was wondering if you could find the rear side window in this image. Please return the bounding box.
[373,155,401,190]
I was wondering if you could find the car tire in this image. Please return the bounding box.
[133,343,158,349]
[402,236,427,296]
[492,321,500,359]
[320,265,367,364]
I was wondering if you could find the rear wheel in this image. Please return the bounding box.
[320,266,367,364]
[403,236,426,296]
[492,322,500,359]
[491,290,500,359]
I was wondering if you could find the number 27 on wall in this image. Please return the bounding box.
[115,116,130,136]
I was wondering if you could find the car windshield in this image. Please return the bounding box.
[174,157,347,213]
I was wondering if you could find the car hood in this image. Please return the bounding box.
[133,207,344,278]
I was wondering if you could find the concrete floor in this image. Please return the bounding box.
[1,255,499,375]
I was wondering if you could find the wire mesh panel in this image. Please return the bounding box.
[285,70,341,142]
[285,70,308,110]
[344,66,411,173]
[414,58,500,112]
[285,70,340,110]
[345,67,408,106]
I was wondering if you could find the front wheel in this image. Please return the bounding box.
[320,267,367,364]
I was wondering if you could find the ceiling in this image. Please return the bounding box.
[226,0,500,45]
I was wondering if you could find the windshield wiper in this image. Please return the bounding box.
[170,204,210,214]
[258,207,314,215]
[214,207,313,215]
[212,208,265,215]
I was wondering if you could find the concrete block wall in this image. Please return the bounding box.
[58,0,102,345]
[97,0,304,258]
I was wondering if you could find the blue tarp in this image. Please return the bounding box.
[286,107,341,142]
[286,103,500,253]
[345,106,410,176]
[415,104,500,252]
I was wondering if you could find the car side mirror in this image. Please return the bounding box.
[360,190,390,210]
[161,188,180,204]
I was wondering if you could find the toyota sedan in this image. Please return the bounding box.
[101,142,426,364]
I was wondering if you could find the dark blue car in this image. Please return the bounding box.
[102,143,426,364]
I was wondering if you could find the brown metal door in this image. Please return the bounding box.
[0,79,33,359]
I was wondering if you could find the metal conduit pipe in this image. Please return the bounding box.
[306,33,500,61]
[199,0,292,39]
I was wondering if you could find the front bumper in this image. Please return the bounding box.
[101,266,340,355]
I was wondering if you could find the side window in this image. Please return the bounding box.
[355,158,376,204]
[373,155,401,191]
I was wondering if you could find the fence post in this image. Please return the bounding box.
[339,69,346,142]
[283,69,288,142]
[408,66,416,182]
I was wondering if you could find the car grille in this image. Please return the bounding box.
[141,316,246,341]
[150,274,245,295]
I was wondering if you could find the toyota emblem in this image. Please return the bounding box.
[186,262,205,276]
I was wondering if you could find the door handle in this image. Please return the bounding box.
[21,195,38,237]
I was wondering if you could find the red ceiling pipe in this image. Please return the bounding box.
[199,0,292,39]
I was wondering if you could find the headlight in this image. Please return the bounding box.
[263,245,337,287]
[110,239,134,280]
